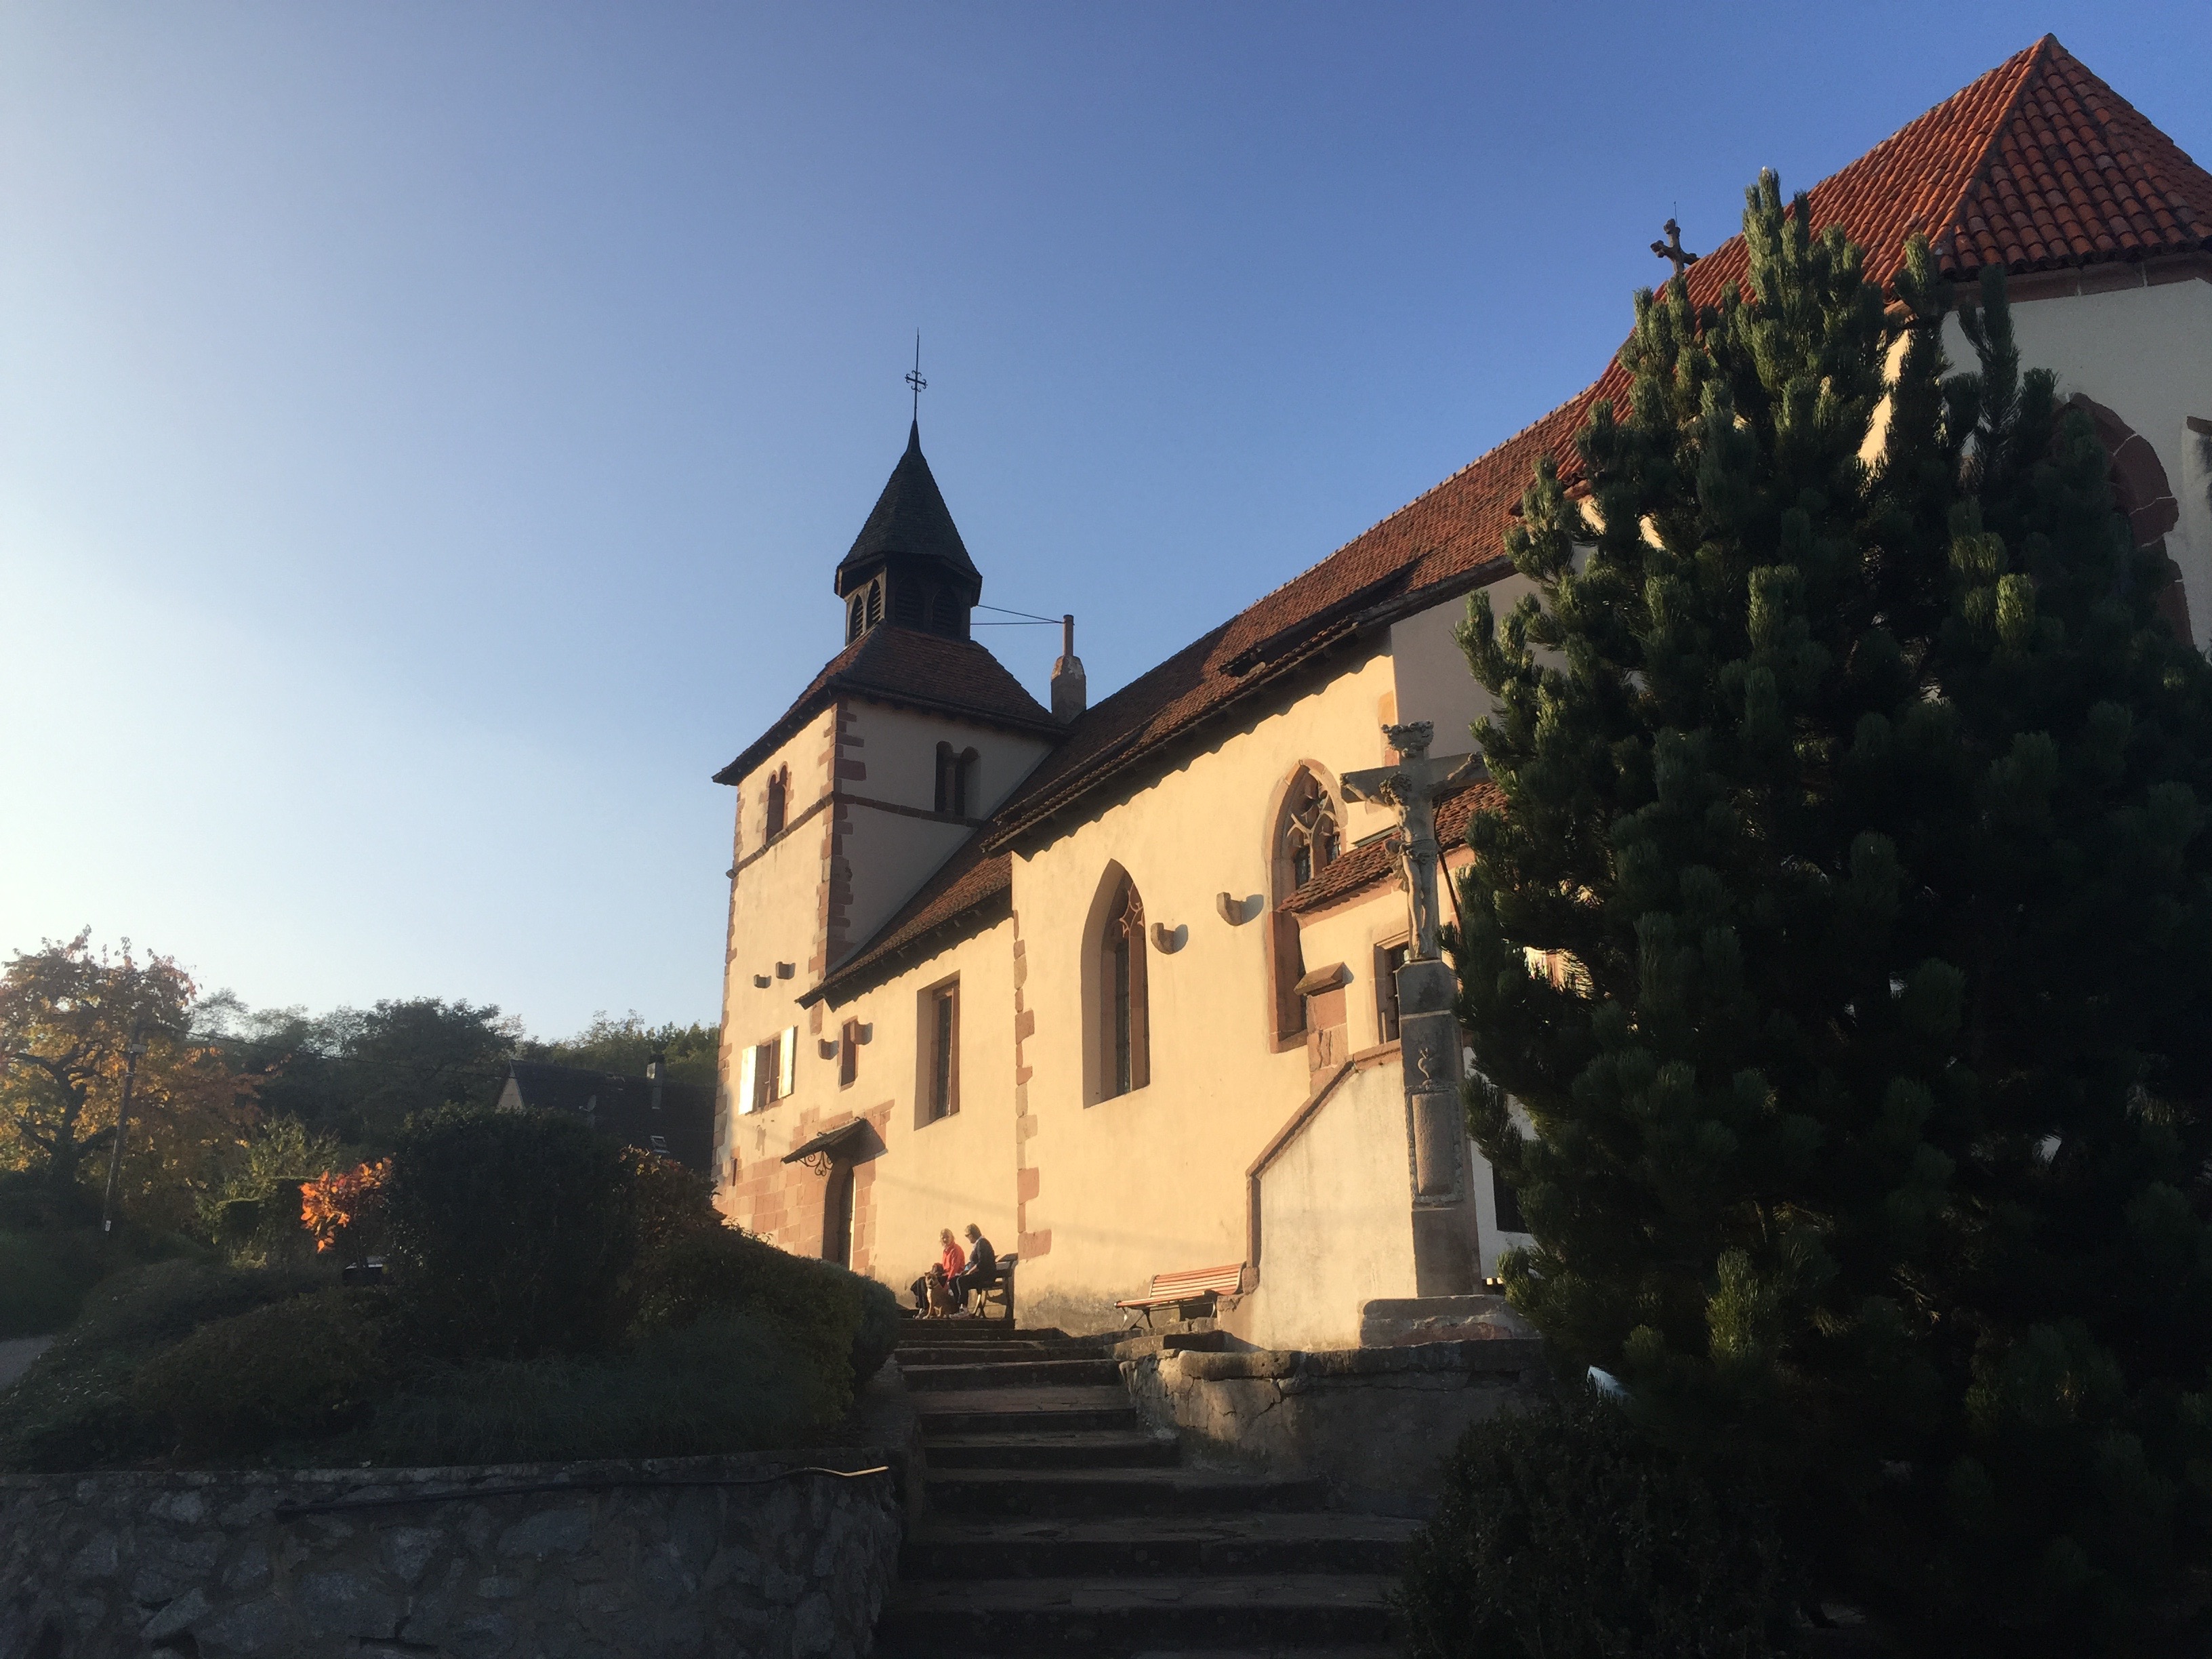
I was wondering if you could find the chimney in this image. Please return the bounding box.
[1050,613,1086,722]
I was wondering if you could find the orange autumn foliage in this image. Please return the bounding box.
[300,1158,391,1259]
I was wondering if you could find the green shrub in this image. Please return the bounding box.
[0,1260,324,1471]
[0,1230,110,1338]
[635,1227,869,1420]
[129,1288,397,1459]
[623,1147,722,1264]
[851,1274,899,1389]
[384,1106,636,1359]
[200,1115,352,1267]
[0,1174,203,1337]
[350,1312,818,1465]
[1398,1391,1803,1659]
[0,1170,99,1232]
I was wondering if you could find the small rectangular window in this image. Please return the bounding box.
[921,981,960,1122]
[1376,942,1411,1043]
[839,1019,859,1088]
[776,1027,796,1100]
[736,1045,758,1116]
[752,1041,775,1111]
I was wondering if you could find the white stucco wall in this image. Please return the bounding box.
[1946,276,2212,632]
[719,711,839,1166]
[835,702,1051,962]
[1242,1063,1419,1351]
[1005,646,1435,1332]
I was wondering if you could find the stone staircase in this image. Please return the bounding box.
[874,1319,1411,1658]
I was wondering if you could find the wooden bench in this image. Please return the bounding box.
[968,1252,1017,1321]
[1115,1263,1245,1330]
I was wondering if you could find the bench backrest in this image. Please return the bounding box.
[1148,1263,1244,1298]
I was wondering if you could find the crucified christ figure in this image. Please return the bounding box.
[1340,722,1482,962]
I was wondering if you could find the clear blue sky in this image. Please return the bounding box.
[5,3,2206,1038]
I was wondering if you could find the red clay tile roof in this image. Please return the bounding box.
[714,624,1061,785]
[987,36,2209,848]
[1655,36,2210,317]
[1280,779,1503,916]
[805,40,2210,979]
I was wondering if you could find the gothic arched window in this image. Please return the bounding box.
[1267,768,1341,1044]
[1281,771,1341,891]
[1098,872,1150,1099]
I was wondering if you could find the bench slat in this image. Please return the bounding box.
[1113,1262,1244,1310]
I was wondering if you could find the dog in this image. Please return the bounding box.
[921,1264,960,1319]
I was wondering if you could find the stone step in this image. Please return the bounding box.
[899,1340,1107,1367]
[901,1513,1418,1579]
[902,1357,1124,1391]
[873,1573,1396,1657]
[924,1468,1328,1518]
[914,1387,1141,1435]
[922,1429,1181,1470]
[895,1321,1063,1343]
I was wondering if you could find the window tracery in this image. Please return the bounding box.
[1282,772,1341,890]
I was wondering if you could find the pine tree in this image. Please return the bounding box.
[1452,172,2212,1655]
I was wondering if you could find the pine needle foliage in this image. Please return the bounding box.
[1452,172,2212,1654]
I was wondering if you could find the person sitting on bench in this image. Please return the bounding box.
[949,1223,996,1314]
[910,1227,966,1313]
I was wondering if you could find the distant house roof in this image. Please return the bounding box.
[771,37,2212,989]
[838,420,981,590]
[499,1061,716,1172]
[712,624,1061,787]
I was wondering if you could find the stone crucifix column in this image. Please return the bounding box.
[1342,721,1484,1297]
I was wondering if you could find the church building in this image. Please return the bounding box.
[710,37,2212,1346]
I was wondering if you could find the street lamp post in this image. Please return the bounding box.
[101,1021,150,1236]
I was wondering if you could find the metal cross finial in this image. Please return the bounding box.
[905,333,926,422]
[1650,218,1700,279]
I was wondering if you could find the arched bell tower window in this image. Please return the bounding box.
[934,743,980,817]
[764,767,789,840]
[845,577,885,642]
[1093,871,1150,1100]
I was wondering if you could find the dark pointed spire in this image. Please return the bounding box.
[836,422,979,590]
[834,423,983,644]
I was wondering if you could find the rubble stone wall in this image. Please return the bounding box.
[0,1451,901,1659]
[1122,1338,1549,1517]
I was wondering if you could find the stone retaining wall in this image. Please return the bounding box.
[1122,1338,1549,1516]
[0,1450,901,1659]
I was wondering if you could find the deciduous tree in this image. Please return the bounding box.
[0,932,256,1228]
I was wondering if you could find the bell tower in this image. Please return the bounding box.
[835,422,983,644]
